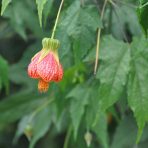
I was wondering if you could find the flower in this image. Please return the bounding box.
[28,38,63,92]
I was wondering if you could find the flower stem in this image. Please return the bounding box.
[63,126,72,148]
[51,0,64,39]
[94,0,108,75]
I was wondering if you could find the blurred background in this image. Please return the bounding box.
[0,0,148,148]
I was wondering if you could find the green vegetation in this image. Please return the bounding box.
[0,0,148,148]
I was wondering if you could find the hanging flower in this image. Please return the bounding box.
[28,38,63,93]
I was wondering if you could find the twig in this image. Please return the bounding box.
[94,0,108,74]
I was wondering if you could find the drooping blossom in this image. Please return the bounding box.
[28,38,63,92]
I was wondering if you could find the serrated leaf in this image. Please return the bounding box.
[112,5,141,40]
[72,26,94,63]
[1,0,11,15]
[59,0,101,62]
[67,84,90,139]
[60,1,101,34]
[0,55,9,94]
[1,1,27,39]
[3,0,44,39]
[83,47,96,63]
[127,37,148,143]
[85,87,109,148]
[96,36,130,111]
[56,26,71,58]
[36,0,48,27]
[137,0,148,36]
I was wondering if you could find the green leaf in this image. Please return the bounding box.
[29,106,51,148]
[67,84,90,139]
[2,1,27,39]
[14,103,52,148]
[93,113,109,148]
[127,37,148,143]
[137,0,148,36]
[3,0,44,39]
[139,141,148,148]
[111,115,148,148]
[1,0,11,15]
[56,26,71,58]
[60,0,101,62]
[60,1,101,34]
[111,115,137,148]
[36,0,48,27]
[96,36,130,111]
[72,26,94,63]
[112,5,141,40]
[0,55,9,94]
[85,87,109,148]
[29,105,52,148]
[0,90,47,124]
[43,0,53,26]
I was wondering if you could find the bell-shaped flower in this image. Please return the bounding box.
[28,38,63,92]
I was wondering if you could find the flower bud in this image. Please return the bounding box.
[24,124,33,141]
[84,131,92,147]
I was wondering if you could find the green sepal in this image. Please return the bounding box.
[42,38,60,50]
[38,38,60,63]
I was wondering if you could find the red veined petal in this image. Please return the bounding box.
[37,52,58,82]
[28,51,41,78]
[53,63,63,82]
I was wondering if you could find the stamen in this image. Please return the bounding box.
[38,79,49,93]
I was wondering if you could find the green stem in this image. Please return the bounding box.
[51,0,64,39]
[94,0,108,74]
[63,126,72,148]
[140,2,148,9]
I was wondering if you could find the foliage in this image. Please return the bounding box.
[137,0,148,36]
[0,55,9,93]
[0,0,148,148]
[1,0,11,15]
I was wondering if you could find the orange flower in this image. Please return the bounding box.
[28,38,63,92]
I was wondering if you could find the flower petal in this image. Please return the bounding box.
[28,51,41,78]
[37,52,58,82]
[53,63,63,82]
